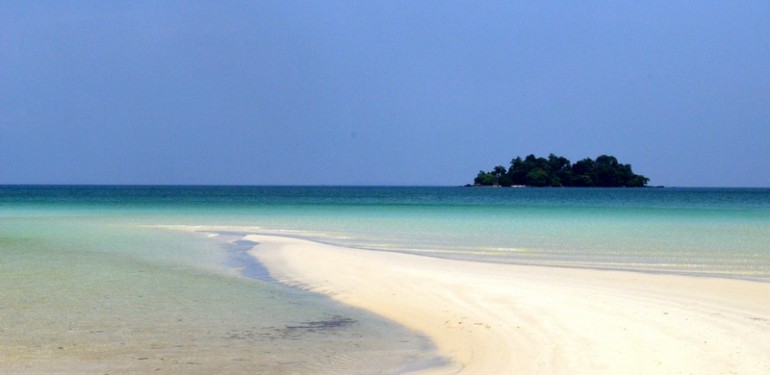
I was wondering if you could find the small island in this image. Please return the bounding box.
[473,154,649,187]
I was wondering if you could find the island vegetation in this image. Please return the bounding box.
[473,154,649,187]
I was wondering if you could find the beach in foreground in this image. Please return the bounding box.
[249,234,770,374]
[4,186,769,374]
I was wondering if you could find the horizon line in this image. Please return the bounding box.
[1,184,768,189]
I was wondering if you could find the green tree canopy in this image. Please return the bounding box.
[472,154,649,188]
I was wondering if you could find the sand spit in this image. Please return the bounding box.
[248,234,770,374]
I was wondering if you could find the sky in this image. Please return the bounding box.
[1,1,769,187]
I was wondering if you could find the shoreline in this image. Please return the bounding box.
[162,225,770,284]
[247,234,770,374]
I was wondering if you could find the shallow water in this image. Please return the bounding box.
[1,186,769,372]
[0,196,439,373]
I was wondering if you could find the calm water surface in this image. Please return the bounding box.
[2,186,769,373]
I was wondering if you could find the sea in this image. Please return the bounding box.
[2,185,769,373]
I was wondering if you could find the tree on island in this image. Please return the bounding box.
[473,154,649,187]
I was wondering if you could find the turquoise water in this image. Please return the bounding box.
[1,186,769,372]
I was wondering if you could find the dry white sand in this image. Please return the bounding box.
[248,234,770,375]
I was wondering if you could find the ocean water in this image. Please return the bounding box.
[2,186,769,373]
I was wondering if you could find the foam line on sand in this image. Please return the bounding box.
[247,234,770,374]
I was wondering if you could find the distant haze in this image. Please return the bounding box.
[2,2,768,187]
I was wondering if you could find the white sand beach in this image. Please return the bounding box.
[248,234,770,374]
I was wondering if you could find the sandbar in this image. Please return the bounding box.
[247,234,770,374]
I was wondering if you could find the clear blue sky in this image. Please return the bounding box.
[2,1,769,186]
